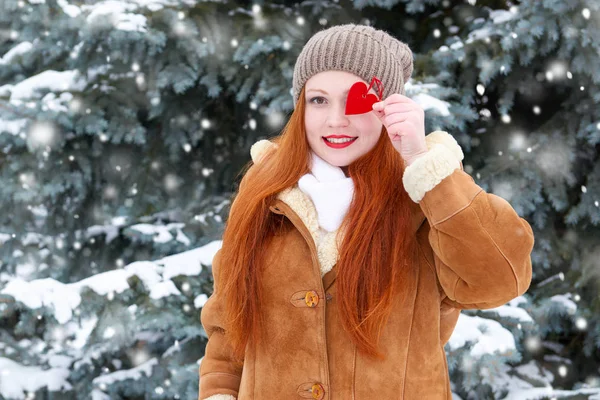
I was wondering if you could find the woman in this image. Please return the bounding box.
[198,23,534,400]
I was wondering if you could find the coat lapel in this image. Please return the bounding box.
[323,263,337,292]
[271,187,343,277]
[269,198,340,291]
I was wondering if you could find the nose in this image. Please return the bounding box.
[327,101,350,128]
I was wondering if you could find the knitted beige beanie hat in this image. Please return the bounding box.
[292,23,414,108]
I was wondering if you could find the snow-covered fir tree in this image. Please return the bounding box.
[1,0,599,398]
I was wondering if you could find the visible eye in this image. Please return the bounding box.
[309,96,326,105]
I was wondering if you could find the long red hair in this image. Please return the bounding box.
[217,87,419,365]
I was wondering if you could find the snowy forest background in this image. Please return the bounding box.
[1,0,599,398]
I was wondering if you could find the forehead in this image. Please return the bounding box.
[306,71,366,88]
[305,71,377,95]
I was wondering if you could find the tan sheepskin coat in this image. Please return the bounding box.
[198,131,534,400]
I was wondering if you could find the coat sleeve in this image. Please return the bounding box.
[198,248,242,400]
[403,131,534,310]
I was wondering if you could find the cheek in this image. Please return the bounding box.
[356,118,383,136]
[305,112,325,132]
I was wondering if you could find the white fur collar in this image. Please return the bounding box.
[249,131,464,276]
[298,151,354,233]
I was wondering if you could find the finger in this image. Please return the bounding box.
[372,101,385,111]
[381,94,413,106]
[371,107,386,122]
[384,113,409,127]
[386,121,411,137]
[385,104,417,113]
[387,128,406,142]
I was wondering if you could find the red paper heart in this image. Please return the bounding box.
[345,77,383,115]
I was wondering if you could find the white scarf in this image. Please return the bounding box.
[298,151,355,232]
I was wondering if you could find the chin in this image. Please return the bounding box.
[325,157,352,168]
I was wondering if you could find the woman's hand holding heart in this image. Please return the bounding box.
[371,94,428,166]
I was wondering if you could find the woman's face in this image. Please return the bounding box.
[304,70,383,169]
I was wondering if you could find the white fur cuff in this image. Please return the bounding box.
[402,143,462,203]
[203,395,236,400]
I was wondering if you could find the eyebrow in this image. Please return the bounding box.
[306,88,350,95]
[306,87,376,95]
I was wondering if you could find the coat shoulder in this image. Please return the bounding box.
[250,139,278,163]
